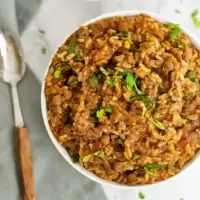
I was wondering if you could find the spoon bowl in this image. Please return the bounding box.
[0,29,25,84]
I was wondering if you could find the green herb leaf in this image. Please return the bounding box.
[171,28,181,40]
[105,106,113,114]
[94,151,105,158]
[119,31,132,38]
[138,192,145,200]
[91,104,101,121]
[144,163,166,170]
[133,152,141,160]
[125,72,135,91]
[75,51,82,61]
[54,67,62,78]
[142,104,147,117]
[187,72,200,88]
[167,23,181,40]
[69,153,79,163]
[149,117,165,130]
[139,96,156,109]
[107,77,116,87]
[117,70,128,77]
[191,9,200,28]
[100,67,109,76]
[41,47,47,54]
[159,86,168,93]
[144,166,153,175]
[117,138,124,145]
[82,154,91,162]
[96,109,105,119]
[130,95,156,109]
[125,72,144,95]
[177,40,183,48]
[67,42,77,54]
[95,106,113,120]
[67,42,82,60]
[89,75,99,86]
[69,77,79,88]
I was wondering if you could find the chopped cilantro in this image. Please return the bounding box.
[139,96,156,109]
[100,67,109,76]
[149,116,165,130]
[187,72,196,82]
[67,42,77,54]
[117,138,124,145]
[68,77,79,88]
[144,166,153,175]
[82,154,91,162]
[96,106,113,119]
[107,77,116,87]
[119,31,132,38]
[105,106,113,114]
[54,67,62,78]
[167,23,181,40]
[117,70,128,77]
[133,152,141,160]
[89,75,99,86]
[187,72,200,87]
[94,151,105,158]
[144,163,166,170]
[91,104,101,121]
[159,86,168,93]
[41,47,47,54]
[138,192,145,200]
[142,104,147,117]
[144,163,166,175]
[67,41,82,60]
[177,40,183,48]
[130,95,156,109]
[126,72,135,91]
[69,153,79,163]
[125,72,144,95]
[74,51,82,61]
[191,9,200,28]
[96,109,105,119]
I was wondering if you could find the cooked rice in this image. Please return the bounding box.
[44,14,200,185]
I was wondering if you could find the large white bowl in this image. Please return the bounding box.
[41,11,200,189]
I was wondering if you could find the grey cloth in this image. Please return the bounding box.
[0,1,107,199]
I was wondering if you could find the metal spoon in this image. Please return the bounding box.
[0,30,36,200]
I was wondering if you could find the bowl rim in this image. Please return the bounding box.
[41,10,200,189]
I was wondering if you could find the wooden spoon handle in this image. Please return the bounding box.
[15,127,36,200]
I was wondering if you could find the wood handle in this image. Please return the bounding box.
[15,127,36,200]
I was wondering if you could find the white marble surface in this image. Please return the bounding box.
[21,0,200,199]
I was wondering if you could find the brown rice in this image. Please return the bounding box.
[44,14,200,185]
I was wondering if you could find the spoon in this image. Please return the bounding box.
[0,30,36,200]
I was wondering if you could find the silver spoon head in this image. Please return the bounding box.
[0,30,25,85]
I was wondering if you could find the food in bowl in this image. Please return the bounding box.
[44,14,200,185]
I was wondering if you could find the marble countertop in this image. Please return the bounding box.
[3,0,200,199]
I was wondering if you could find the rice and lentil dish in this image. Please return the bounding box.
[44,14,200,185]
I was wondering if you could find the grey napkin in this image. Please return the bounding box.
[0,1,107,199]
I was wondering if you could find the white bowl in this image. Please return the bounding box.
[41,10,200,189]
